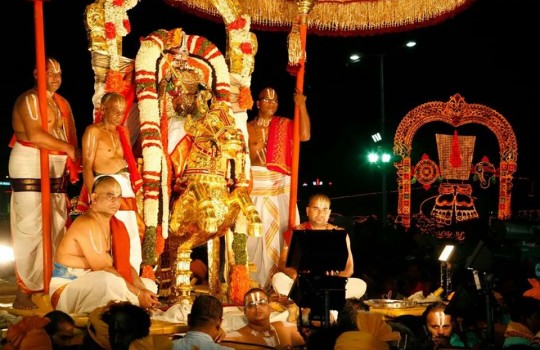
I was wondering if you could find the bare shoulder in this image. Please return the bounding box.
[67,214,93,235]
[246,120,256,130]
[84,123,101,134]
[13,89,36,107]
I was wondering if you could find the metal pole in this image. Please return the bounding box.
[379,54,387,228]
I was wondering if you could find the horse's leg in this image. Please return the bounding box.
[207,236,221,296]
[175,243,194,304]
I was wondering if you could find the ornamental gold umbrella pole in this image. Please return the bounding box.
[288,0,315,228]
[33,0,53,293]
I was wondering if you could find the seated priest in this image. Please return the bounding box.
[49,175,159,314]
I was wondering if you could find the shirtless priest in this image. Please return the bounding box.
[224,288,305,349]
[49,176,159,314]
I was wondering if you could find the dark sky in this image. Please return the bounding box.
[3,0,539,216]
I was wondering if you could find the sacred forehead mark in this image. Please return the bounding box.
[48,59,61,73]
[260,88,276,100]
[247,291,264,302]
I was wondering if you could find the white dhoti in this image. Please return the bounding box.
[9,142,68,292]
[272,272,368,300]
[247,166,299,288]
[49,263,157,315]
[95,173,142,272]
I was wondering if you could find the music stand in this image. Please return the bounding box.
[286,230,348,328]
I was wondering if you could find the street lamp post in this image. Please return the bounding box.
[378,54,387,227]
[352,41,416,228]
[368,142,392,227]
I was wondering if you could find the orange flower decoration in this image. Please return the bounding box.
[123,19,131,33]
[229,264,250,305]
[240,42,252,55]
[141,264,156,281]
[105,70,125,93]
[228,17,246,30]
[238,86,254,110]
[105,22,116,40]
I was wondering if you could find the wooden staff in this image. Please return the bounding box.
[33,0,52,293]
[288,0,315,228]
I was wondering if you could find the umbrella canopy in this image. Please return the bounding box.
[164,0,475,36]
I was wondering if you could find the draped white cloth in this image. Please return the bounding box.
[9,142,68,292]
[247,166,299,288]
[50,268,157,315]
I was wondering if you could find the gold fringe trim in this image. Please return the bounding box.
[287,18,303,66]
[171,0,470,33]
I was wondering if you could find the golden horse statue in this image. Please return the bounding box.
[168,86,262,301]
[134,27,261,304]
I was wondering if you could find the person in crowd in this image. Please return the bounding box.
[44,310,84,349]
[271,193,355,296]
[171,294,231,350]
[246,86,311,288]
[49,176,159,314]
[2,314,54,350]
[224,288,305,349]
[397,259,435,300]
[80,92,143,273]
[304,298,367,350]
[421,301,481,349]
[85,301,172,350]
[332,306,401,350]
[503,295,540,348]
[9,57,80,309]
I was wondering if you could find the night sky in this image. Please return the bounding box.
[3,0,539,217]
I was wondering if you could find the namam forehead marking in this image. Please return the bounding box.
[48,58,61,73]
[311,198,330,208]
[246,291,265,303]
[259,88,276,100]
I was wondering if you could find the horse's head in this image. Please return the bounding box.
[217,126,245,158]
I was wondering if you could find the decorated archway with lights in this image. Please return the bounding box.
[393,93,518,240]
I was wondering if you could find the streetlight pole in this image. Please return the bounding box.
[357,41,416,229]
[379,54,387,228]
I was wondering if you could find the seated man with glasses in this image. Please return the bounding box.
[224,288,305,349]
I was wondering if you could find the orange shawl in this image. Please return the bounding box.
[266,116,293,175]
[111,216,133,283]
[56,94,81,184]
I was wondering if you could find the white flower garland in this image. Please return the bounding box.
[135,35,167,235]
[104,0,138,71]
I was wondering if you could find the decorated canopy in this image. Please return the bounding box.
[164,0,475,36]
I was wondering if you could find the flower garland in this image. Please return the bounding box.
[104,0,138,88]
[229,232,250,305]
[210,0,257,301]
[135,29,173,267]
[226,14,257,110]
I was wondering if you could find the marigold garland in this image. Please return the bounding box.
[141,264,156,280]
[105,70,126,92]
[237,86,254,110]
[229,264,250,305]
